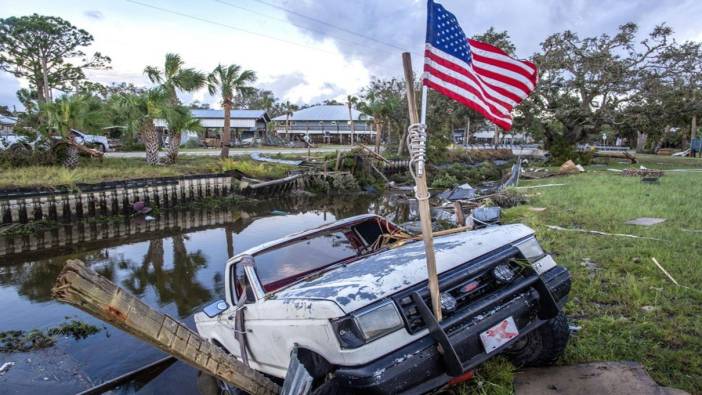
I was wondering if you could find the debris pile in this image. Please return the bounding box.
[621,168,664,177]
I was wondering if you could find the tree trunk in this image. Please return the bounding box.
[142,119,161,165]
[464,117,470,146]
[51,260,279,395]
[691,115,697,153]
[63,138,80,169]
[167,132,182,163]
[375,120,382,154]
[397,124,407,157]
[221,101,231,158]
[636,131,648,153]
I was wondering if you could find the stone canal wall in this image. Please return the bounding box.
[0,172,237,225]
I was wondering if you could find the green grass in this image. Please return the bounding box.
[0,157,295,188]
[469,156,702,394]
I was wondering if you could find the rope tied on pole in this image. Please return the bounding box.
[407,122,430,201]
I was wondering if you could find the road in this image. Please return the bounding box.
[106,146,352,158]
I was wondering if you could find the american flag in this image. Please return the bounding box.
[423,0,537,131]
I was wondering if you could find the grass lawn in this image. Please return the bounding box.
[0,156,295,189]
[468,155,702,394]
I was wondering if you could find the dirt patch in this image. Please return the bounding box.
[514,361,689,395]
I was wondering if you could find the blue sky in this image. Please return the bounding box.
[2,0,702,110]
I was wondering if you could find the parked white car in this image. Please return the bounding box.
[195,214,572,394]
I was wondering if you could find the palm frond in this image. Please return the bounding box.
[144,66,162,84]
[164,53,185,79]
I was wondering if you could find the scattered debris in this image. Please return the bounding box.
[568,325,582,334]
[514,361,689,395]
[471,207,501,227]
[640,306,658,313]
[624,217,666,226]
[546,225,663,241]
[250,152,304,166]
[621,168,664,177]
[437,183,476,201]
[650,257,679,286]
[0,361,15,375]
[559,160,579,174]
[681,228,702,233]
[528,207,546,212]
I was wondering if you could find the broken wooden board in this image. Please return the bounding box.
[514,361,689,395]
[51,260,279,395]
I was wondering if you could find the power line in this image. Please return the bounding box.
[124,0,339,56]
[247,0,409,52]
[214,0,368,50]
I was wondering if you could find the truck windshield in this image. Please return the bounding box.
[254,231,360,292]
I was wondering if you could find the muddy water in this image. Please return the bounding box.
[0,194,410,394]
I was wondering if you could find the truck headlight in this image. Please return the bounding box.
[514,238,554,275]
[332,300,404,349]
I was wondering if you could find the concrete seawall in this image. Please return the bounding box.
[0,173,236,225]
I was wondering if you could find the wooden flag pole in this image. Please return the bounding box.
[402,52,442,321]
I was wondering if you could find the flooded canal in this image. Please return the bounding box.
[0,194,410,394]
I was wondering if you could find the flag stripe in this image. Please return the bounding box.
[424,64,510,117]
[424,73,512,125]
[424,78,512,130]
[471,59,535,92]
[425,47,524,106]
[471,51,537,85]
[425,50,516,111]
[468,39,537,75]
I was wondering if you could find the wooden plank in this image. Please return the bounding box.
[52,260,279,395]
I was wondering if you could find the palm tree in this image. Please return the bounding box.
[42,94,106,168]
[359,92,400,153]
[283,100,295,142]
[144,54,205,158]
[347,95,359,145]
[116,89,168,165]
[258,91,275,143]
[164,106,202,163]
[207,64,257,158]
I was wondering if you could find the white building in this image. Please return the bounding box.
[272,105,374,144]
[0,115,16,134]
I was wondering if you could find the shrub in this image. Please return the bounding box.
[431,173,458,188]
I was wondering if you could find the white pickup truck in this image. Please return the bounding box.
[195,214,571,394]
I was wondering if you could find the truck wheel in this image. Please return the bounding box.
[506,312,569,367]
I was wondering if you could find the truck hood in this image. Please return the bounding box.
[274,224,534,313]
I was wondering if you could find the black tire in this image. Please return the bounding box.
[507,312,570,367]
[97,143,107,153]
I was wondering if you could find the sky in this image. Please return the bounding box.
[2,0,702,110]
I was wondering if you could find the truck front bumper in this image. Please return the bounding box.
[332,265,571,395]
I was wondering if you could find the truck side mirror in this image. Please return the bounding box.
[202,300,229,318]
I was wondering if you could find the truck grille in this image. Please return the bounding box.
[393,247,524,334]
